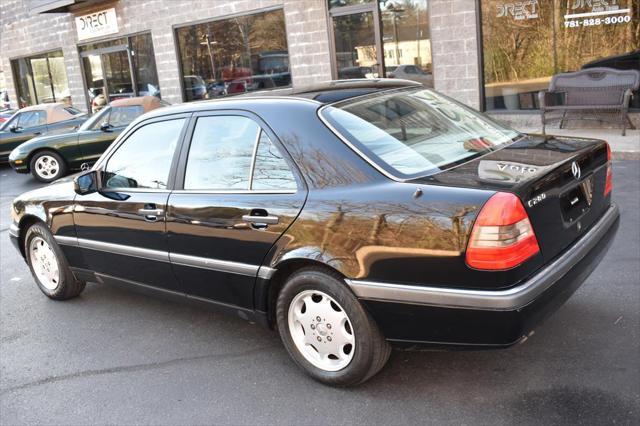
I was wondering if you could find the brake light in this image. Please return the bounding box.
[604,143,613,196]
[466,192,540,270]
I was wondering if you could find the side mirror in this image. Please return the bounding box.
[74,170,102,195]
[99,122,112,132]
[9,124,21,133]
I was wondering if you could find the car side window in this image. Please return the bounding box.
[184,116,259,190]
[103,118,185,190]
[109,106,144,127]
[183,115,297,191]
[252,131,297,190]
[18,111,46,128]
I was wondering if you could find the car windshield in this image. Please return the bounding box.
[79,106,112,131]
[320,88,522,179]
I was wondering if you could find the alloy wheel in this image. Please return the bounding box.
[287,290,355,371]
[34,155,59,180]
[29,236,60,290]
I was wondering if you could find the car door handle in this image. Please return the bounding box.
[138,208,165,221]
[242,214,279,225]
[33,131,42,135]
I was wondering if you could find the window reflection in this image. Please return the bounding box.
[252,132,297,190]
[175,9,291,101]
[79,33,160,113]
[104,119,185,190]
[482,0,640,110]
[10,50,71,107]
[380,0,433,86]
[184,116,259,190]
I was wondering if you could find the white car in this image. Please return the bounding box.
[387,65,433,87]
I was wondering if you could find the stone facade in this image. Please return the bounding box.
[429,0,480,109]
[0,0,334,111]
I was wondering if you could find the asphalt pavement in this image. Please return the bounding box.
[1,162,638,425]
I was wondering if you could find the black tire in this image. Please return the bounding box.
[30,150,67,183]
[276,267,391,386]
[24,222,85,300]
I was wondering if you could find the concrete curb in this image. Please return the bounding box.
[612,151,640,161]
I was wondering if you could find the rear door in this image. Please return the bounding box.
[167,111,306,308]
[73,114,189,291]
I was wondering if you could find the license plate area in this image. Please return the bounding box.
[560,175,594,225]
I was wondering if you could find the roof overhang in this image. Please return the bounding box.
[30,0,113,14]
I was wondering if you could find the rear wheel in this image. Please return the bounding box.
[276,267,390,386]
[30,150,67,183]
[24,222,85,300]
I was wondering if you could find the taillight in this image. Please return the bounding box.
[604,143,613,196]
[466,192,540,270]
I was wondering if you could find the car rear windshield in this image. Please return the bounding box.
[320,88,522,179]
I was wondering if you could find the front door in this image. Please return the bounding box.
[73,116,189,291]
[167,112,306,309]
[330,4,383,79]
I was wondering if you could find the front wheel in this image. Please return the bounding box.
[30,151,67,183]
[24,222,85,300]
[276,268,390,386]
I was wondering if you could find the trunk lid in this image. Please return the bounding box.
[416,134,611,263]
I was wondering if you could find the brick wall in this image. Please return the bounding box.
[429,0,481,109]
[0,0,334,111]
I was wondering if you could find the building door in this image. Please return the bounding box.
[329,1,433,86]
[329,4,383,80]
[79,33,160,112]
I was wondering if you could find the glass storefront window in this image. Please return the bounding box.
[380,0,433,86]
[10,50,71,108]
[329,0,433,86]
[175,8,291,101]
[79,33,160,113]
[481,0,640,111]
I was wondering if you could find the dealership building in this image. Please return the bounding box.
[1,0,638,126]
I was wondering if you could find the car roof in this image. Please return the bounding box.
[142,79,420,120]
[110,96,164,112]
[289,78,420,103]
[19,103,81,124]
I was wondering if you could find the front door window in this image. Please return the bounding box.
[104,118,185,190]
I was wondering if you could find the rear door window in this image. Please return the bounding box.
[183,115,297,191]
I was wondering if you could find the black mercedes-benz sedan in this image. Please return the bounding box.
[9,80,619,386]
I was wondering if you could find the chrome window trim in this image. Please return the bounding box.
[248,129,262,190]
[53,235,276,279]
[171,189,297,195]
[96,187,171,193]
[347,204,619,311]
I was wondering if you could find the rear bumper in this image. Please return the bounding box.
[348,204,620,346]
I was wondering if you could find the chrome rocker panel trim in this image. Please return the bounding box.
[53,236,276,279]
[347,204,619,311]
